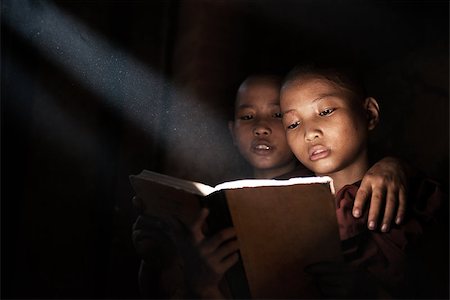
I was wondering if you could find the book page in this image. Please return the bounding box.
[130,172,205,226]
[215,176,335,194]
[136,169,216,196]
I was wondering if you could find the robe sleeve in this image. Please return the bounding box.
[333,178,447,298]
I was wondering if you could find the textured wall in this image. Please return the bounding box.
[161,0,247,185]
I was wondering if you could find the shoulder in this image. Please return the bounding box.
[334,182,367,240]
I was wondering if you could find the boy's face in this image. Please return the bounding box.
[280,77,377,177]
[229,77,296,177]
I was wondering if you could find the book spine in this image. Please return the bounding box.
[202,191,233,234]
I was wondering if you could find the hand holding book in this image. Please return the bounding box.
[182,208,239,299]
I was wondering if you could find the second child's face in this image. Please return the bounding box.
[230,78,296,177]
[280,77,370,177]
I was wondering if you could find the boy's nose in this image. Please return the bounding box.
[253,123,271,136]
[305,127,321,141]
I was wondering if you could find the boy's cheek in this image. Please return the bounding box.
[288,145,302,160]
[287,134,302,151]
[290,143,309,164]
[298,153,310,166]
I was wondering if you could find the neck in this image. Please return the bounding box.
[320,155,369,193]
[253,160,297,179]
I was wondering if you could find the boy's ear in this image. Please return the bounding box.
[364,97,380,130]
[228,121,237,145]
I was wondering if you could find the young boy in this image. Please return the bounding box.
[183,74,412,298]
[228,75,302,179]
[278,64,447,298]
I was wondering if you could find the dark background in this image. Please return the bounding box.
[2,0,448,298]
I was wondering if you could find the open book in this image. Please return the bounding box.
[130,169,342,299]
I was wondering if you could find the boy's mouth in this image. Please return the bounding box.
[255,144,270,150]
[252,140,273,154]
[309,145,330,161]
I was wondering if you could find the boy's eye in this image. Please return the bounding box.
[273,112,282,119]
[239,115,253,120]
[287,121,301,130]
[319,108,335,116]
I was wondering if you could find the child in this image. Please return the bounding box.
[227,75,303,179]
[183,74,412,298]
[278,63,447,298]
